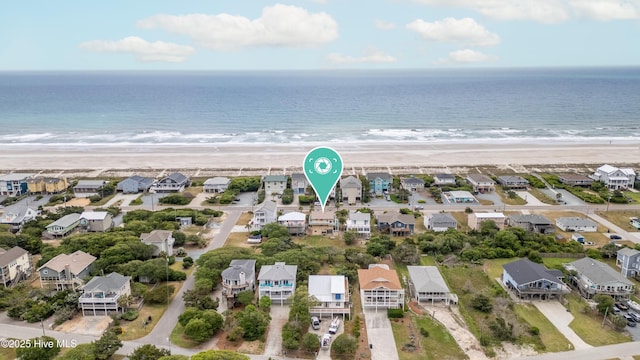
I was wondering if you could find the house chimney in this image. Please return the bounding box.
[64,264,72,280]
[239,271,246,285]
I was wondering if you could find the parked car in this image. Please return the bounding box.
[629,312,640,322]
[583,241,595,246]
[629,320,637,327]
[616,302,629,311]
[610,234,622,240]
[623,313,634,322]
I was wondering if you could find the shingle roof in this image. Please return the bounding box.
[376,213,416,225]
[310,210,335,221]
[568,257,634,286]
[503,259,561,286]
[258,262,297,281]
[366,173,393,181]
[429,213,457,225]
[46,213,81,228]
[358,266,402,290]
[256,200,277,213]
[466,174,495,183]
[38,250,96,274]
[349,211,370,222]
[407,266,450,293]
[82,272,130,293]
[290,173,307,182]
[402,178,425,185]
[204,177,230,185]
[264,175,288,182]
[556,217,597,227]
[140,230,173,244]
[434,174,456,180]
[510,214,552,225]
[222,259,256,281]
[340,176,362,189]
[166,172,189,183]
[0,246,28,268]
[75,180,107,188]
[617,247,640,257]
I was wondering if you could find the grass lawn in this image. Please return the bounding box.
[420,256,437,266]
[594,210,640,232]
[565,293,632,346]
[623,191,640,203]
[513,303,570,352]
[527,188,558,205]
[90,194,116,206]
[495,187,527,206]
[391,314,467,360]
[184,186,203,197]
[449,212,471,232]
[0,347,16,360]
[236,212,253,226]
[224,232,257,249]
[170,260,195,277]
[542,257,580,270]
[482,258,515,280]
[293,235,347,249]
[120,282,182,340]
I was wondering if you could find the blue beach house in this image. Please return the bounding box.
[366,173,393,196]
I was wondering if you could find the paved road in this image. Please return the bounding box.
[516,341,640,360]
[588,212,639,244]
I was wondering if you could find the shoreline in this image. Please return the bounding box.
[1,141,639,176]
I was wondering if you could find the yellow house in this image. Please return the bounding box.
[27,177,45,194]
[27,177,67,194]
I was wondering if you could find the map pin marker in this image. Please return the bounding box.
[303,147,343,212]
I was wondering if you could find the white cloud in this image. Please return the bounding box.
[327,49,397,64]
[375,19,396,30]
[569,0,640,20]
[137,4,338,50]
[412,0,640,23]
[436,49,496,64]
[79,36,194,62]
[406,17,500,47]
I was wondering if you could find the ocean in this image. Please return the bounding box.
[1,67,639,146]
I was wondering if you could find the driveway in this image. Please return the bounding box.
[363,309,399,360]
[420,305,488,360]
[532,300,591,351]
[264,305,290,358]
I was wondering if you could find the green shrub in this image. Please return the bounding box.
[121,310,139,321]
[528,326,540,336]
[420,327,430,337]
[387,308,404,318]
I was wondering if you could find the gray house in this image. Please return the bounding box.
[556,217,597,232]
[140,230,175,256]
[377,213,415,236]
[152,172,190,193]
[291,173,309,195]
[0,246,32,288]
[46,213,81,237]
[73,180,108,198]
[203,177,231,193]
[79,211,113,232]
[264,175,288,195]
[222,259,257,308]
[509,214,554,234]
[433,174,456,186]
[340,176,362,205]
[502,259,569,300]
[616,248,640,278]
[38,250,96,291]
[426,213,457,232]
[79,272,131,316]
[565,257,636,300]
[117,175,154,193]
[497,175,529,190]
[401,177,425,192]
[0,205,38,231]
[408,266,458,305]
[258,262,297,305]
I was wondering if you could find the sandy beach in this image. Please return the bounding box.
[1,141,639,176]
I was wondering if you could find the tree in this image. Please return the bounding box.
[594,294,615,315]
[146,284,175,305]
[235,305,270,340]
[183,289,219,310]
[259,295,271,312]
[15,336,60,360]
[130,344,171,360]
[191,350,250,360]
[471,294,493,313]
[236,290,255,306]
[343,230,357,246]
[391,242,420,265]
[185,318,214,343]
[301,332,320,352]
[610,315,628,331]
[331,334,357,355]
[117,294,133,312]
[159,356,189,360]
[93,328,123,360]
[56,343,95,360]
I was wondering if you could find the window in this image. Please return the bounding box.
[43,270,48,275]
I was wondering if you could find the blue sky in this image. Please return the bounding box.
[1,0,639,70]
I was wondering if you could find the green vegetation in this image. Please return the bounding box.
[513,304,571,352]
[523,175,546,189]
[565,293,631,346]
[158,193,194,205]
[281,188,294,205]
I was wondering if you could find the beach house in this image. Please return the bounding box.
[203,177,231,193]
[358,264,404,310]
[117,175,154,193]
[0,173,33,196]
[140,230,175,257]
[257,262,297,305]
[0,205,38,232]
[308,210,338,236]
[401,177,425,192]
[278,211,307,236]
[27,176,68,194]
[0,246,32,288]
[565,257,635,300]
[46,213,81,237]
[468,212,506,230]
[73,179,108,198]
[308,275,350,319]
[263,175,288,195]
[78,272,131,316]
[508,214,554,234]
[497,175,529,190]
[502,259,569,300]
[38,250,96,291]
[251,200,278,231]
[616,248,640,278]
[290,173,309,195]
[79,211,113,232]
[376,213,415,236]
[346,211,371,238]
[152,172,190,193]
[446,190,477,203]
[433,174,456,186]
[221,259,257,297]
[590,164,636,190]
[466,174,495,193]
[557,173,593,187]
[555,217,597,232]
[366,173,392,196]
[425,213,457,232]
[340,176,362,205]
[408,266,457,305]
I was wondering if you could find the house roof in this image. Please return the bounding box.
[75,180,107,187]
[349,211,370,222]
[264,175,288,182]
[358,266,402,290]
[618,247,640,257]
[119,175,154,186]
[45,177,65,184]
[597,164,618,174]
[474,212,505,219]
[558,173,592,181]
[498,175,529,184]
[567,257,634,286]
[407,266,450,294]
[222,259,257,281]
[503,259,561,286]
[0,173,33,181]
[429,213,457,224]
[310,210,335,221]
[290,173,307,182]
[449,190,475,198]
[466,174,495,183]
[256,200,277,213]
[82,272,130,293]
[434,174,456,180]
[340,176,362,189]
[556,217,597,227]
[46,213,81,229]
[38,250,96,274]
[401,177,425,185]
[366,173,393,181]
[80,211,110,221]
[509,214,552,225]
[376,213,416,225]
[258,262,297,281]
[140,230,173,244]
[0,205,37,224]
[621,168,636,176]
[164,172,189,183]
[0,246,28,268]
[308,275,347,302]
[278,212,306,221]
[204,177,230,186]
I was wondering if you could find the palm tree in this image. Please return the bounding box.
[117,294,133,313]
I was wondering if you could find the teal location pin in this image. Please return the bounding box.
[303,147,343,212]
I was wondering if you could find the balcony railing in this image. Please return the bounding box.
[260,283,294,288]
